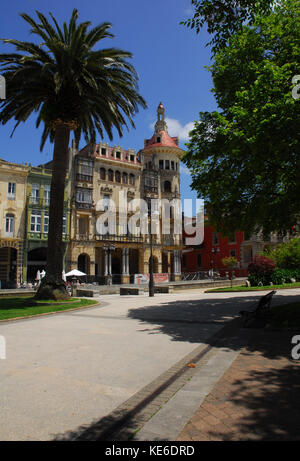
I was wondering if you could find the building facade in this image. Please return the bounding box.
[0,158,28,287]
[1,103,185,286]
[66,102,184,283]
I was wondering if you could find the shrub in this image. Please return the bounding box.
[271,268,300,284]
[248,255,276,285]
[263,237,300,269]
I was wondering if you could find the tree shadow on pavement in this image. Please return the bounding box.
[127,292,300,359]
[196,331,300,441]
[54,291,300,441]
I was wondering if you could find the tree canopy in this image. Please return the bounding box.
[181,0,274,53]
[0,9,147,150]
[182,0,300,236]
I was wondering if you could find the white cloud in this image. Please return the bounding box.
[166,118,195,141]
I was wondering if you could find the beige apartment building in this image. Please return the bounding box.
[66,103,184,283]
[0,158,28,287]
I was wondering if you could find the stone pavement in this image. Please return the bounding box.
[177,329,300,441]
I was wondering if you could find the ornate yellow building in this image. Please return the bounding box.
[66,103,184,283]
[0,103,184,286]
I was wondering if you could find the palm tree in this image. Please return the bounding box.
[0,9,146,299]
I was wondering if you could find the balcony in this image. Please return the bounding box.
[76,173,93,183]
[75,201,93,210]
[94,234,143,243]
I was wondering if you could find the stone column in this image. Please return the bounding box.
[173,250,181,281]
[121,248,130,284]
[104,249,108,276]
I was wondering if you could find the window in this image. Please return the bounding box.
[230,249,236,257]
[100,168,106,180]
[43,213,49,233]
[129,174,135,185]
[171,161,175,170]
[78,159,93,176]
[116,151,121,159]
[165,160,170,170]
[5,213,14,237]
[103,194,110,211]
[115,171,121,183]
[197,254,202,268]
[101,148,106,156]
[182,254,187,268]
[8,182,16,200]
[44,185,50,205]
[79,217,87,235]
[164,181,171,192]
[31,184,40,204]
[212,232,219,245]
[62,214,67,235]
[130,155,135,162]
[108,169,114,181]
[159,160,164,170]
[123,172,128,184]
[157,137,161,143]
[76,189,92,203]
[30,210,41,232]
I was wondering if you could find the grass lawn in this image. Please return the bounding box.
[0,296,98,321]
[268,302,300,328]
[205,282,300,293]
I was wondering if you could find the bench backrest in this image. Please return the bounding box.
[257,290,276,309]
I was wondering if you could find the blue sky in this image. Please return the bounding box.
[0,0,218,204]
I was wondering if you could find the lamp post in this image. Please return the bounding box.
[146,198,155,297]
[103,243,115,285]
[211,247,220,279]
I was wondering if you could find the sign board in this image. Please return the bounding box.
[134,273,169,284]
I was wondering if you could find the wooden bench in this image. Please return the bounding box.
[75,289,94,297]
[120,287,145,295]
[154,286,173,294]
[240,290,276,327]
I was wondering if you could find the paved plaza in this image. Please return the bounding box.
[0,289,300,441]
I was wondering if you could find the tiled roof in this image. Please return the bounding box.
[144,130,180,150]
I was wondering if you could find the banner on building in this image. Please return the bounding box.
[134,273,169,284]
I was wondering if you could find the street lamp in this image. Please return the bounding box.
[103,243,115,285]
[146,198,155,297]
[211,247,220,278]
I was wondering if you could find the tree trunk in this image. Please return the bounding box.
[35,124,71,300]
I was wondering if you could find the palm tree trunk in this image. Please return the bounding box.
[35,123,71,300]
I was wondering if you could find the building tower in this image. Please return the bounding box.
[141,102,184,279]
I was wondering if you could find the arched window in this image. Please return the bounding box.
[115,171,121,183]
[5,213,15,237]
[129,174,135,185]
[108,169,114,181]
[100,167,106,180]
[123,172,128,184]
[164,181,171,192]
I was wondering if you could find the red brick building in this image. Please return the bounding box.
[182,217,248,277]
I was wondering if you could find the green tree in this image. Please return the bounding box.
[182,0,300,236]
[0,10,146,299]
[221,256,237,286]
[264,238,300,269]
[181,0,273,53]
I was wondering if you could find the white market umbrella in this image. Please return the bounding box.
[62,270,67,282]
[35,270,41,281]
[65,269,86,277]
[41,270,46,278]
